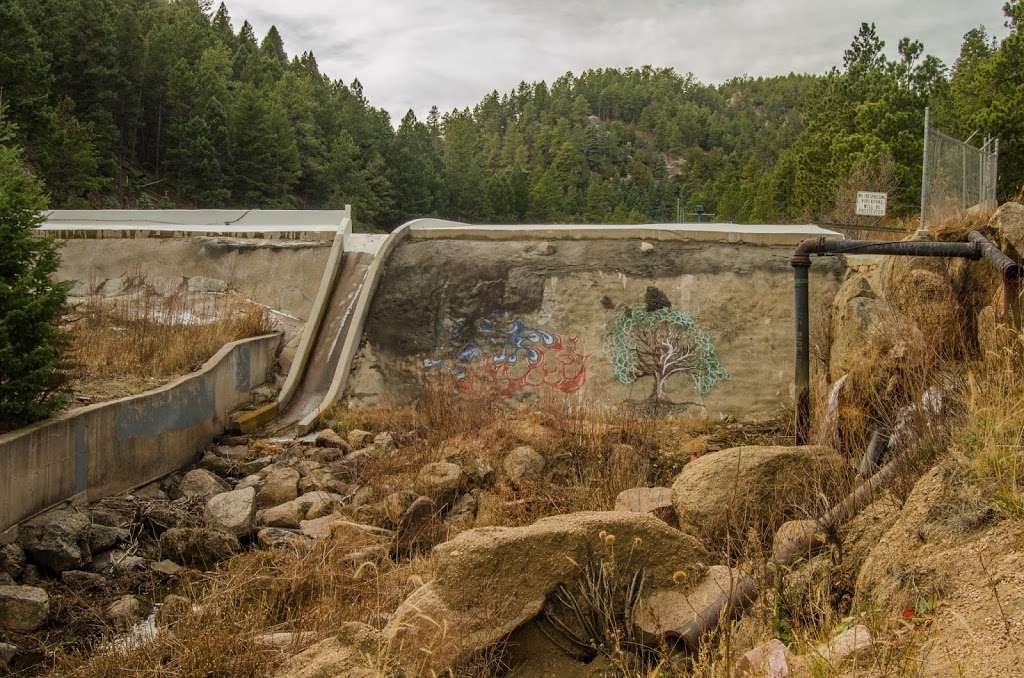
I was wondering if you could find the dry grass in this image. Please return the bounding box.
[68,288,274,382]
[52,537,433,677]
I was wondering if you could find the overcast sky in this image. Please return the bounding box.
[225,0,1009,122]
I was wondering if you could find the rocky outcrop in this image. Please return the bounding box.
[383,511,710,676]
[671,445,844,547]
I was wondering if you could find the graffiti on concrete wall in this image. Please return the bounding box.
[422,318,589,395]
[610,288,727,405]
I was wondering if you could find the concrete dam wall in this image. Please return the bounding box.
[345,226,845,419]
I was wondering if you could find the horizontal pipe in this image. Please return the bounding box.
[792,237,982,266]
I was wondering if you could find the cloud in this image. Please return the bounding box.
[224,0,1008,122]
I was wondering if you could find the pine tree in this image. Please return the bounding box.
[0,106,68,428]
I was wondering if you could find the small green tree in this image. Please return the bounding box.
[0,105,69,428]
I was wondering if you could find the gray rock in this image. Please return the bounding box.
[86,523,130,552]
[396,496,437,552]
[314,428,349,451]
[178,468,230,499]
[150,559,185,577]
[160,528,240,569]
[256,466,300,509]
[0,544,26,579]
[0,585,49,631]
[88,548,147,575]
[347,429,374,449]
[198,451,234,476]
[106,594,145,628]
[414,462,465,507]
[0,641,16,671]
[18,509,91,572]
[237,455,275,477]
[374,432,397,453]
[383,490,420,526]
[61,570,108,590]
[503,447,546,487]
[257,527,310,550]
[204,487,256,537]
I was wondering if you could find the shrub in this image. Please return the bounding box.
[0,105,69,429]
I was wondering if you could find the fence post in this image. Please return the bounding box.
[919,107,930,235]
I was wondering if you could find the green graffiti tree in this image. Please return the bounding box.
[610,306,727,404]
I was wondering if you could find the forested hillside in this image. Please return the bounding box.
[3,0,1024,229]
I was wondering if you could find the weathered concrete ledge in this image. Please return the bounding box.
[407,220,843,246]
[0,333,281,535]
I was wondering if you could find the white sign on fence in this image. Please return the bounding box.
[855,191,887,217]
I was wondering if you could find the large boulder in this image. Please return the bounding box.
[671,445,844,547]
[204,487,256,537]
[18,509,91,572]
[992,201,1024,260]
[383,511,710,676]
[178,469,230,499]
[413,462,464,507]
[0,585,49,631]
[159,528,240,569]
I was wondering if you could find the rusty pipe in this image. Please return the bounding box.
[673,447,909,651]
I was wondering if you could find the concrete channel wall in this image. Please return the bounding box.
[342,222,846,421]
[0,333,281,535]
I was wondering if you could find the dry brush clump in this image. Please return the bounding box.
[68,286,274,381]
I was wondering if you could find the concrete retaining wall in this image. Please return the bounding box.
[344,225,846,420]
[55,237,332,323]
[0,333,281,534]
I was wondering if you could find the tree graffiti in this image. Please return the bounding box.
[610,293,727,405]
[423,318,589,395]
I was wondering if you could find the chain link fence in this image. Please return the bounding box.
[921,109,998,230]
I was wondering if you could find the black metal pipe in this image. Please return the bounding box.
[789,235,1016,444]
[967,230,1021,280]
[793,261,811,443]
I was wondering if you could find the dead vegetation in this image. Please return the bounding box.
[65,287,273,400]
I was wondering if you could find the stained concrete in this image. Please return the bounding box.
[56,237,332,323]
[345,238,844,418]
[0,334,280,535]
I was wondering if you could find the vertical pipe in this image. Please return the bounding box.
[919,107,930,232]
[793,260,811,444]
